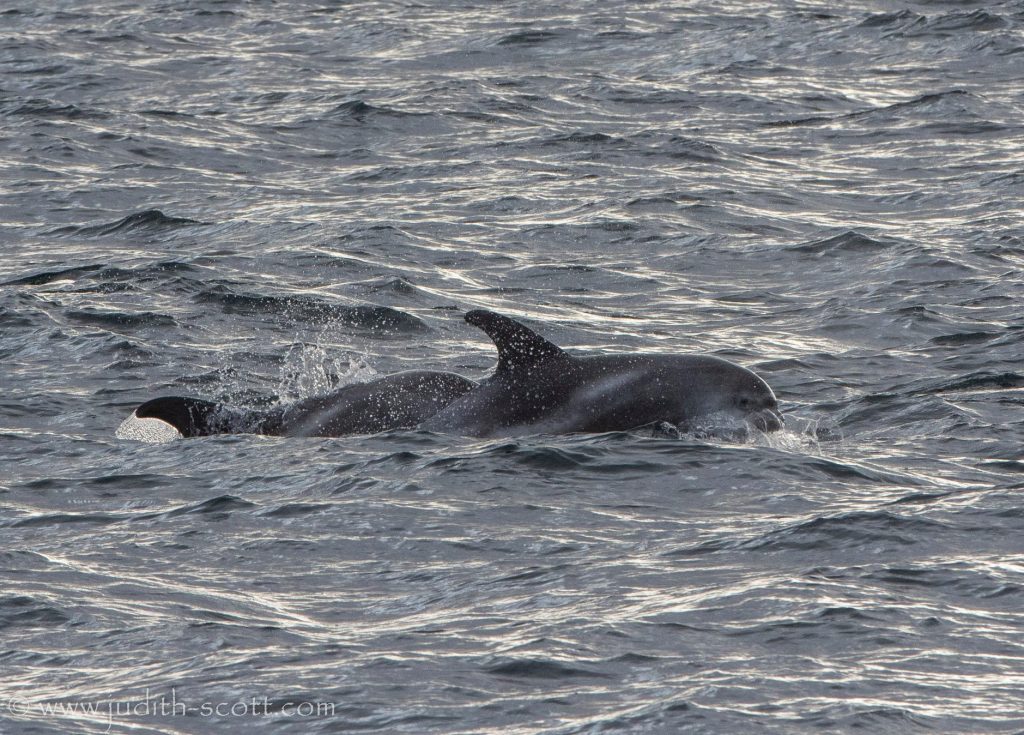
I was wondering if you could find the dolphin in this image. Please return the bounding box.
[133,370,476,438]
[420,310,783,437]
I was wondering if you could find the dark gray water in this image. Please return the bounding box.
[2,1,1023,733]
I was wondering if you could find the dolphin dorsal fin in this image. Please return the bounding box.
[465,310,569,375]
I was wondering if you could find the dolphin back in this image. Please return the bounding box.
[132,370,474,439]
[281,370,476,436]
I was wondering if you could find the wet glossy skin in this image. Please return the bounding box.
[422,311,783,438]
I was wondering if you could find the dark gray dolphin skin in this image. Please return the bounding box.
[134,370,476,438]
[420,310,783,437]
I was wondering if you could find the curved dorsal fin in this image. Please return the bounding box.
[465,310,569,375]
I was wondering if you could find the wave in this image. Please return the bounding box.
[66,309,177,328]
[46,209,205,237]
[669,510,949,557]
[0,595,70,629]
[788,230,898,255]
[484,657,609,679]
[195,288,429,332]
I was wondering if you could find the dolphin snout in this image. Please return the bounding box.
[751,408,784,433]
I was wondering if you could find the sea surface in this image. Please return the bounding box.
[2,1,1023,733]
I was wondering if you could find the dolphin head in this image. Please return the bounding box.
[673,357,783,433]
[717,366,783,432]
[733,377,784,432]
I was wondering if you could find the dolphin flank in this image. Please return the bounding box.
[420,310,783,437]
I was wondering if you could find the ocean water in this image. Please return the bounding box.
[2,1,1023,733]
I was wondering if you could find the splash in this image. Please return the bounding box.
[277,341,378,402]
[674,411,842,451]
[749,414,844,452]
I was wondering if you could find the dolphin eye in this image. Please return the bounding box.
[738,397,751,408]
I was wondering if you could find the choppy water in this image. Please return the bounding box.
[3,1,1024,733]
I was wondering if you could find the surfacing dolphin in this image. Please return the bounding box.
[420,310,783,438]
[133,370,475,438]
